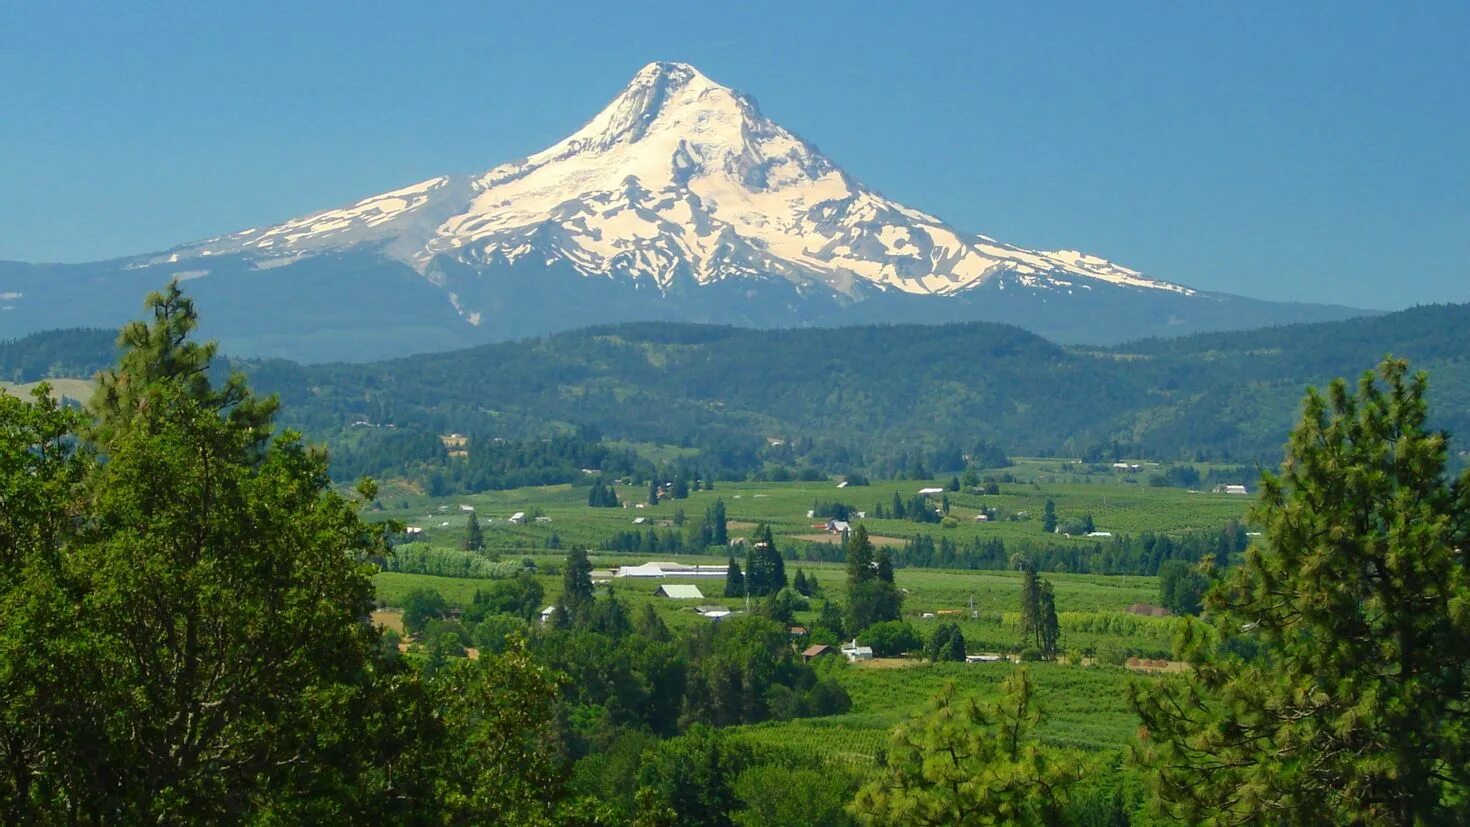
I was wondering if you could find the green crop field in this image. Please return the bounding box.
[364,457,1254,557]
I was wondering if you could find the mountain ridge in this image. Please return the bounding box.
[7,303,1466,480]
[0,61,1374,359]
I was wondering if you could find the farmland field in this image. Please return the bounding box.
[364,457,1254,558]
[364,464,1235,773]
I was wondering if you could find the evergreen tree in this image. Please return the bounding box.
[1157,559,1209,615]
[1131,360,1470,824]
[926,623,967,662]
[464,511,484,551]
[853,670,1079,823]
[817,600,847,641]
[793,569,811,597]
[846,526,901,633]
[723,555,745,598]
[648,479,660,506]
[845,524,876,587]
[743,525,786,597]
[875,548,895,583]
[1042,499,1057,534]
[556,547,595,628]
[587,477,620,508]
[0,284,387,821]
[672,471,690,499]
[1018,566,1042,649]
[708,499,728,546]
[948,475,961,492]
[1037,580,1060,659]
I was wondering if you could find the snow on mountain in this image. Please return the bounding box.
[168,61,1191,309]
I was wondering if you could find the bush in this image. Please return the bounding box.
[859,621,921,657]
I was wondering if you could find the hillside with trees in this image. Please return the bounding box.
[5,303,1469,487]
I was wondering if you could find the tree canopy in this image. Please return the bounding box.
[1131,359,1470,825]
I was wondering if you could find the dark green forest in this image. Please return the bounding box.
[6,303,1468,487]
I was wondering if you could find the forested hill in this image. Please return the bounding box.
[4,303,1468,476]
[0,327,118,382]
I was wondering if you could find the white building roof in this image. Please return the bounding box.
[656,584,705,600]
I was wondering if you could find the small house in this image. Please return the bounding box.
[534,515,552,523]
[802,644,837,662]
[655,584,704,600]
[840,642,874,662]
[826,519,851,535]
[1216,484,1250,495]
[538,606,557,626]
[508,512,527,524]
[788,626,808,638]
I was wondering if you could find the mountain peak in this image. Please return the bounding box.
[168,60,1196,304]
[557,61,748,155]
[630,60,707,87]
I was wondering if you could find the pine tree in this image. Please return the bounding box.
[875,548,895,583]
[846,526,901,633]
[464,512,484,551]
[723,555,745,598]
[1,283,385,821]
[793,569,810,597]
[556,547,595,628]
[1018,566,1042,649]
[1042,499,1057,533]
[742,525,786,597]
[587,477,619,508]
[648,479,660,506]
[845,524,876,587]
[672,471,689,499]
[709,499,728,546]
[1131,359,1470,824]
[1037,580,1060,659]
[853,670,1079,823]
[818,599,847,641]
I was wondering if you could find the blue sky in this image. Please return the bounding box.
[2,1,1466,309]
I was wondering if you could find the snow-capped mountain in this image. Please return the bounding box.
[1,62,1367,361]
[169,62,1187,309]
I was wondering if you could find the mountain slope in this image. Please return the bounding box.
[1,62,1370,360]
[6,304,1467,474]
[237,302,1469,469]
